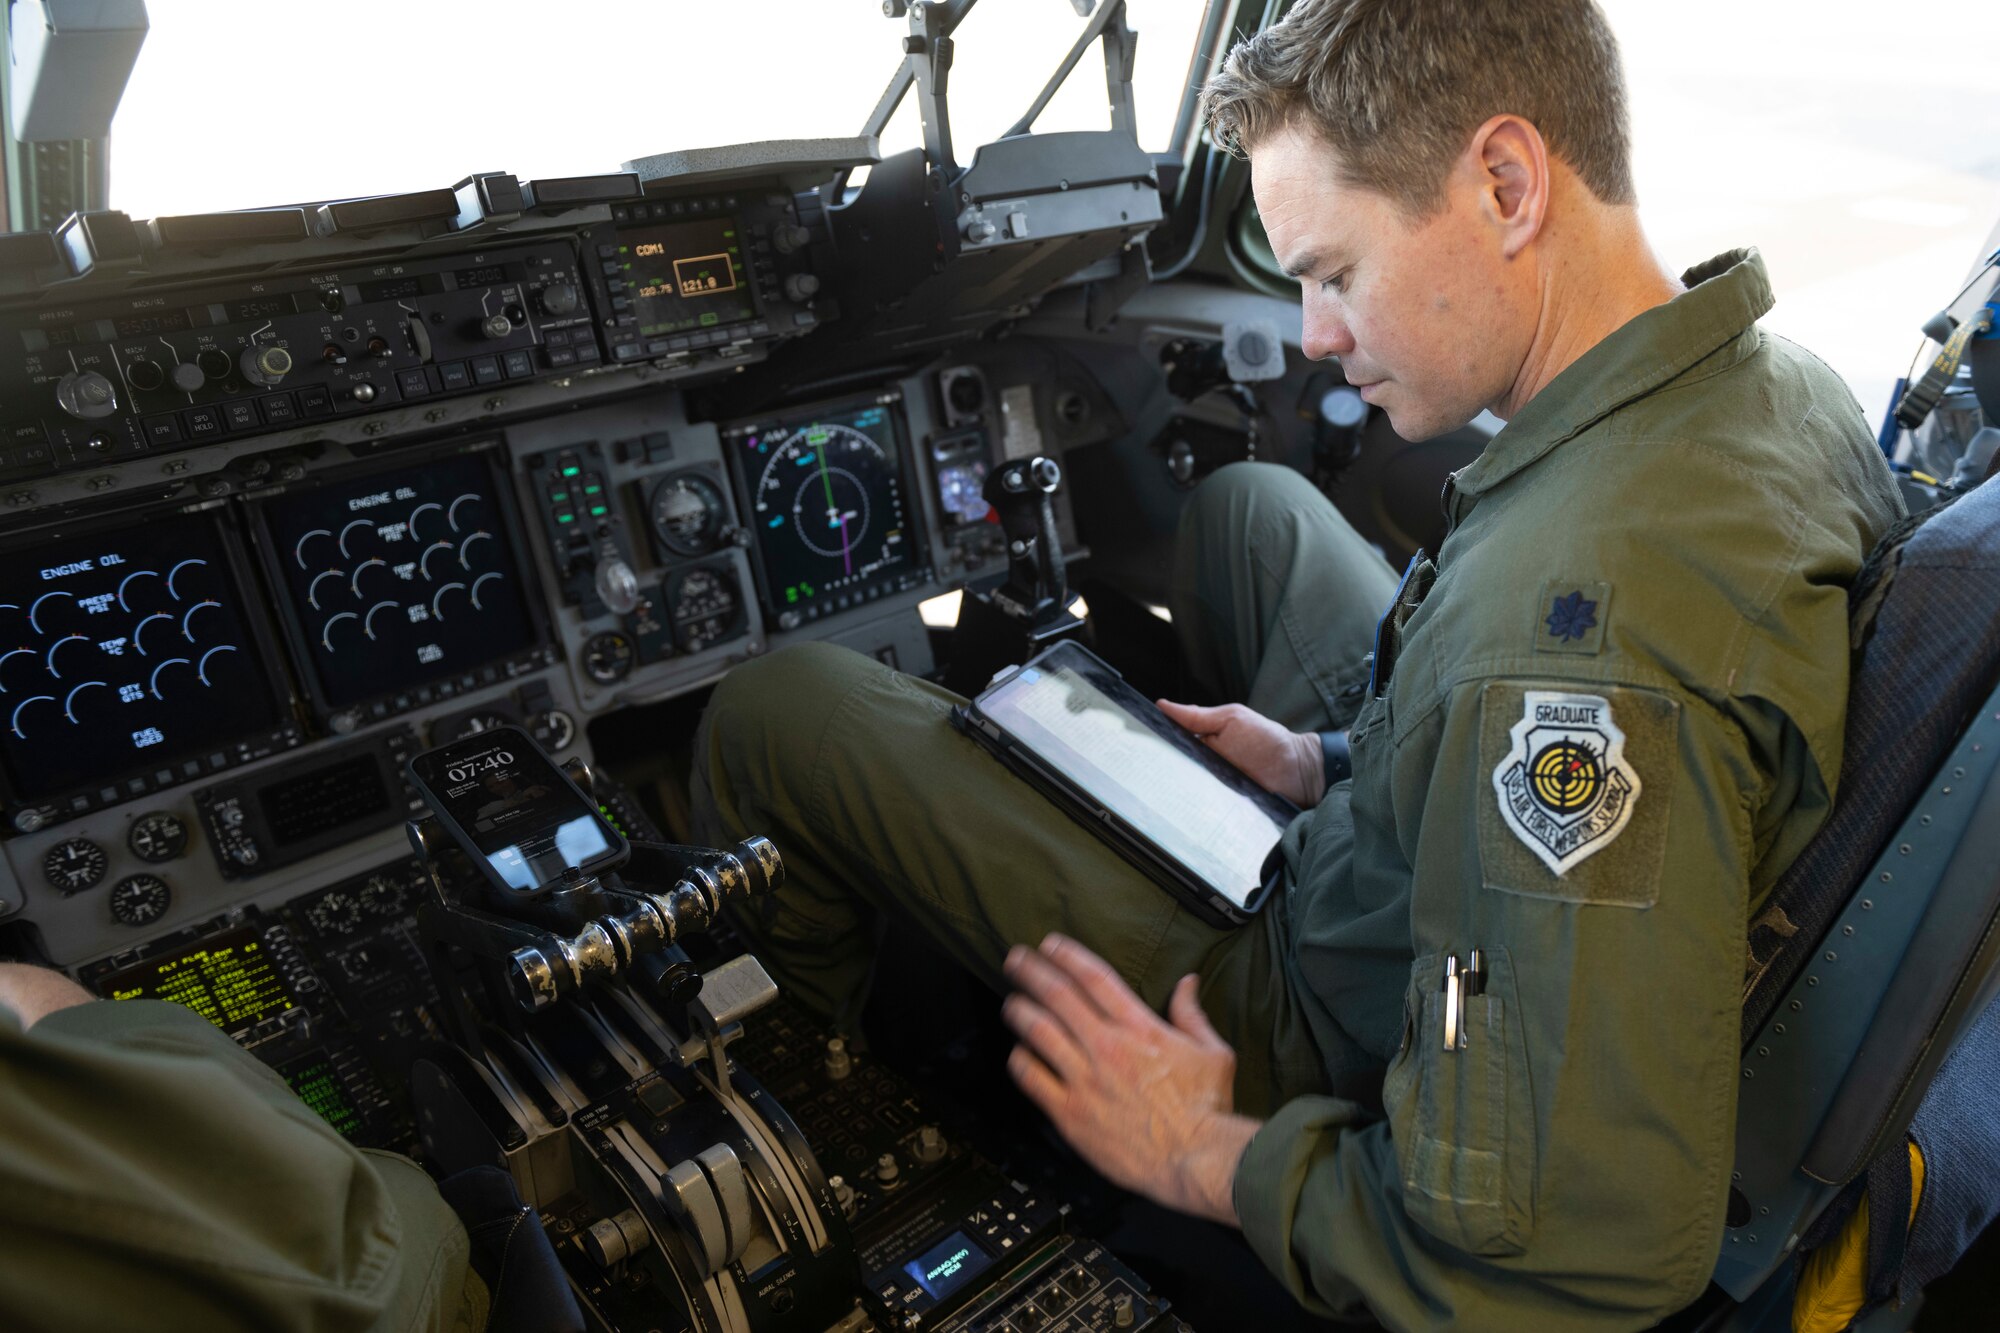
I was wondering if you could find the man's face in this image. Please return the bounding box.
[1250,124,1535,440]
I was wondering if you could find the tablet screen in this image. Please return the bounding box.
[974,647,1295,907]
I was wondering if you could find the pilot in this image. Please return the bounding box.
[692,0,1905,1326]
[0,961,488,1329]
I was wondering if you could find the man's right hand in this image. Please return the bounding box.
[1155,700,1326,807]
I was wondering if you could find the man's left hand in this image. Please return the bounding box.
[1002,933,1262,1226]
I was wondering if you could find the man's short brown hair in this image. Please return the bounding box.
[1202,0,1635,214]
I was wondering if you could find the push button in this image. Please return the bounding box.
[222,399,258,431]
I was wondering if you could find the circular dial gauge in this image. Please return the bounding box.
[42,837,107,894]
[128,811,189,863]
[581,631,635,684]
[307,890,362,935]
[432,709,517,745]
[648,473,728,558]
[109,874,171,926]
[357,874,404,918]
[667,566,744,654]
[750,422,907,582]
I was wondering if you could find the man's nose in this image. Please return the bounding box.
[1301,300,1355,362]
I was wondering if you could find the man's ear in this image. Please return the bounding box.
[1467,114,1549,259]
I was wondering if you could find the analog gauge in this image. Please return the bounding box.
[582,631,635,684]
[648,472,728,558]
[667,566,744,654]
[307,890,363,935]
[128,811,189,864]
[356,874,404,918]
[528,708,576,753]
[109,874,172,927]
[42,837,107,895]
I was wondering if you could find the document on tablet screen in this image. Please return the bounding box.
[984,664,1286,906]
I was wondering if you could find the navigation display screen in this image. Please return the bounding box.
[0,514,280,801]
[257,454,538,710]
[722,395,920,619]
[94,926,297,1036]
[615,216,757,337]
[409,729,624,893]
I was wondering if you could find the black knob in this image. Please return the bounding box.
[654,961,703,1007]
[539,282,580,316]
[771,223,811,255]
[170,361,205,393]
[480,313,513,340]
[197,347,233,381]
[783,273,820,302]
[125,360,165,392]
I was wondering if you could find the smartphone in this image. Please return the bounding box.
[407,725,629,897]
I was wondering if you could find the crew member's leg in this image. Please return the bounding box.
[1171,462,1397,731]
[691,464,1398,1110]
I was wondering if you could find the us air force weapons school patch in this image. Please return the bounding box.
[1491,691,1641,875]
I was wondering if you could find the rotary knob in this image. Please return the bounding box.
[771,223,811,255]
[240,344,293,386]
[783,273,820,303]
[480,313,513,340]
[124,360,166,392]
[539,283,580,316]
[197,347,234,381]
[595,558,642,616]
[170,361,206,393]
[56,370,119,420]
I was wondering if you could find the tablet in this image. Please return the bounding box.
[952,640,1296,926]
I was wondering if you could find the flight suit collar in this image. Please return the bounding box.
[1453,248,1776,498]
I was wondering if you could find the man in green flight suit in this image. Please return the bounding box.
[692,0,1906,1327]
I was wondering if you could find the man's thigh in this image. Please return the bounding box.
[693,641,1328,1112]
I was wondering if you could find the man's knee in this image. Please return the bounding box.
[1182,461,1329,538]
[696,642,890,819]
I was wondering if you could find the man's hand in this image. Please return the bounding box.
[0,962,95,1027]
[1156,699,1326,807]
[1002,934,1262,1226]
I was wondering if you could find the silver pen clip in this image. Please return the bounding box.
[1441,953,1460,1051]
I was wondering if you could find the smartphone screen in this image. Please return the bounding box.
[408,727,625,893]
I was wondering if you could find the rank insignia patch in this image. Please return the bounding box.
[1534,579,1610,655]
[1491,690,1641,875]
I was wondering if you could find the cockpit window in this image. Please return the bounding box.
[109,0,1213,221]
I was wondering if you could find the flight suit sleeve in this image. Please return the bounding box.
[0,997,485,1333]
[1233,678,1768,1330]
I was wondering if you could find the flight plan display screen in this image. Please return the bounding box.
[257,454,538,710]
[614,216,757,337]
[94,925,298,1036]
[0,514,280,801]
[723,395,920,618]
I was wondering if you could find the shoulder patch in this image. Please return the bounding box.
[1490,690,1640,875]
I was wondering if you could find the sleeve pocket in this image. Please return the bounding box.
[1381,949,1538,1256]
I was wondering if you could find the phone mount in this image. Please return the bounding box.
[405,749,784,1068]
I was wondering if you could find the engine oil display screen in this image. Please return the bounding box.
[614,215,757,337]
[257,453,538,710]
[0,514,280,802]
[723,394,922,622]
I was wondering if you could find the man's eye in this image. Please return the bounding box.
[1319,272,1348,295]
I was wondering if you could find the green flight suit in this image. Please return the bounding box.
[0,997,488,1332]
[692,249,1905,1329]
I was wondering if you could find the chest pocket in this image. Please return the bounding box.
[1369,551,1436,698]
[1381,948,1538,1256]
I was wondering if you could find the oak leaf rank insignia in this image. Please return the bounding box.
[1491,690,1641,875]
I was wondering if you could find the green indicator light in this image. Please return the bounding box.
[589,505,608,517]
[561,465,581,477]
[556,513,575,524]
[583,484,602,495]
[549,490,569,502]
